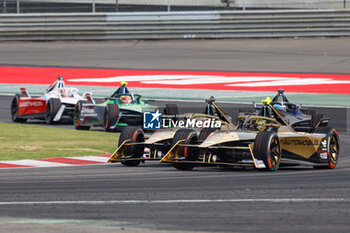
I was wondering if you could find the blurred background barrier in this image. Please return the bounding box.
[1,10,350,40]
[1,0,348,14]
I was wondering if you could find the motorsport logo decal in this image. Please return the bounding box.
[1,66,350,94]
[143,110,162,129]
[281,139,319,146]
[19,101,43,107]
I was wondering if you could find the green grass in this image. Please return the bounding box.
[0,122,119,161]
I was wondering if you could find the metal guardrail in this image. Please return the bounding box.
[1,10,350,41]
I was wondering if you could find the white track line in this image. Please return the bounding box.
[0,160,74,167]
[68,156,109,163]
[0,198,347,206]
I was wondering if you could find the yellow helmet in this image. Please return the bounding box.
[261,97,272,105]
[120,81,128,86]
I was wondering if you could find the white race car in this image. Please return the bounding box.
[11,76,90,124]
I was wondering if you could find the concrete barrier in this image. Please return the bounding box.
[0,10,350,41]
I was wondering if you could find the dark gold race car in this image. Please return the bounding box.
[108,97,234,166]
[160,98,339,171]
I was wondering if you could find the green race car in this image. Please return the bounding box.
[73,81,178,131]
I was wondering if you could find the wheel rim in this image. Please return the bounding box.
[268,136,280,170]
[329,134,338,164]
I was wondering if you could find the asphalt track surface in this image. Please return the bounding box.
[1,37,350,73]
[1,38,350,233]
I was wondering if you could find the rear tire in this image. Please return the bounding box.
[118,126,145,166]
[253,131,281,171]
[74,101,91,130]
[121,160,141,167]
[313,127,339,169]
[198,128,216,142]
[11,94,27,123]
[104,104,119,132]
[46,98,61,124]
[173,163,195,171]
[164,104,179,116]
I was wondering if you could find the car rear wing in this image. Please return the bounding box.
[20,88,31,98]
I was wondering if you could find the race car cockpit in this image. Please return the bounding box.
[46,75,65,93]
[271,88,299,114]
[110,81,138,105]
[202,96,232,124]
[111,81,131,96]
[45,75,76,98]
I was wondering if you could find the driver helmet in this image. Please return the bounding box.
[273,104,286,113]
[256,119,266,130]
[120,95,132,104]
[60,89,69,98]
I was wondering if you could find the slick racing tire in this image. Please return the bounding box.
[313,127,339,169]
[103,104,119,132]
[173,163,195,171]
[11,94,27,123]
[171,128,198,171]
[164,104,179,116]
[74,101,91,130]
[45,98,61,124]
[118,126,145,167]
[198,128,217,142]
[253,131,281,172]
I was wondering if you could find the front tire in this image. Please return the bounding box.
[104,104,119,132]
[45,98,61,124]
[121,160,141,167]
[253,131,281,171]
[173,163,195,171]
[313,127,339,169]
[74,101,91,130]
[11,94,27,123]
[171,128,198,171]
[118,126,145,166]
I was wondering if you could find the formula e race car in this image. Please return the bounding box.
[73,81,178,131]
[11,76,89,124]
[108,96,234,166]
[160,98,339,171]
[238,89,325,132]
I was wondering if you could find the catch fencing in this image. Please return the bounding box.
[1,0,349,14]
